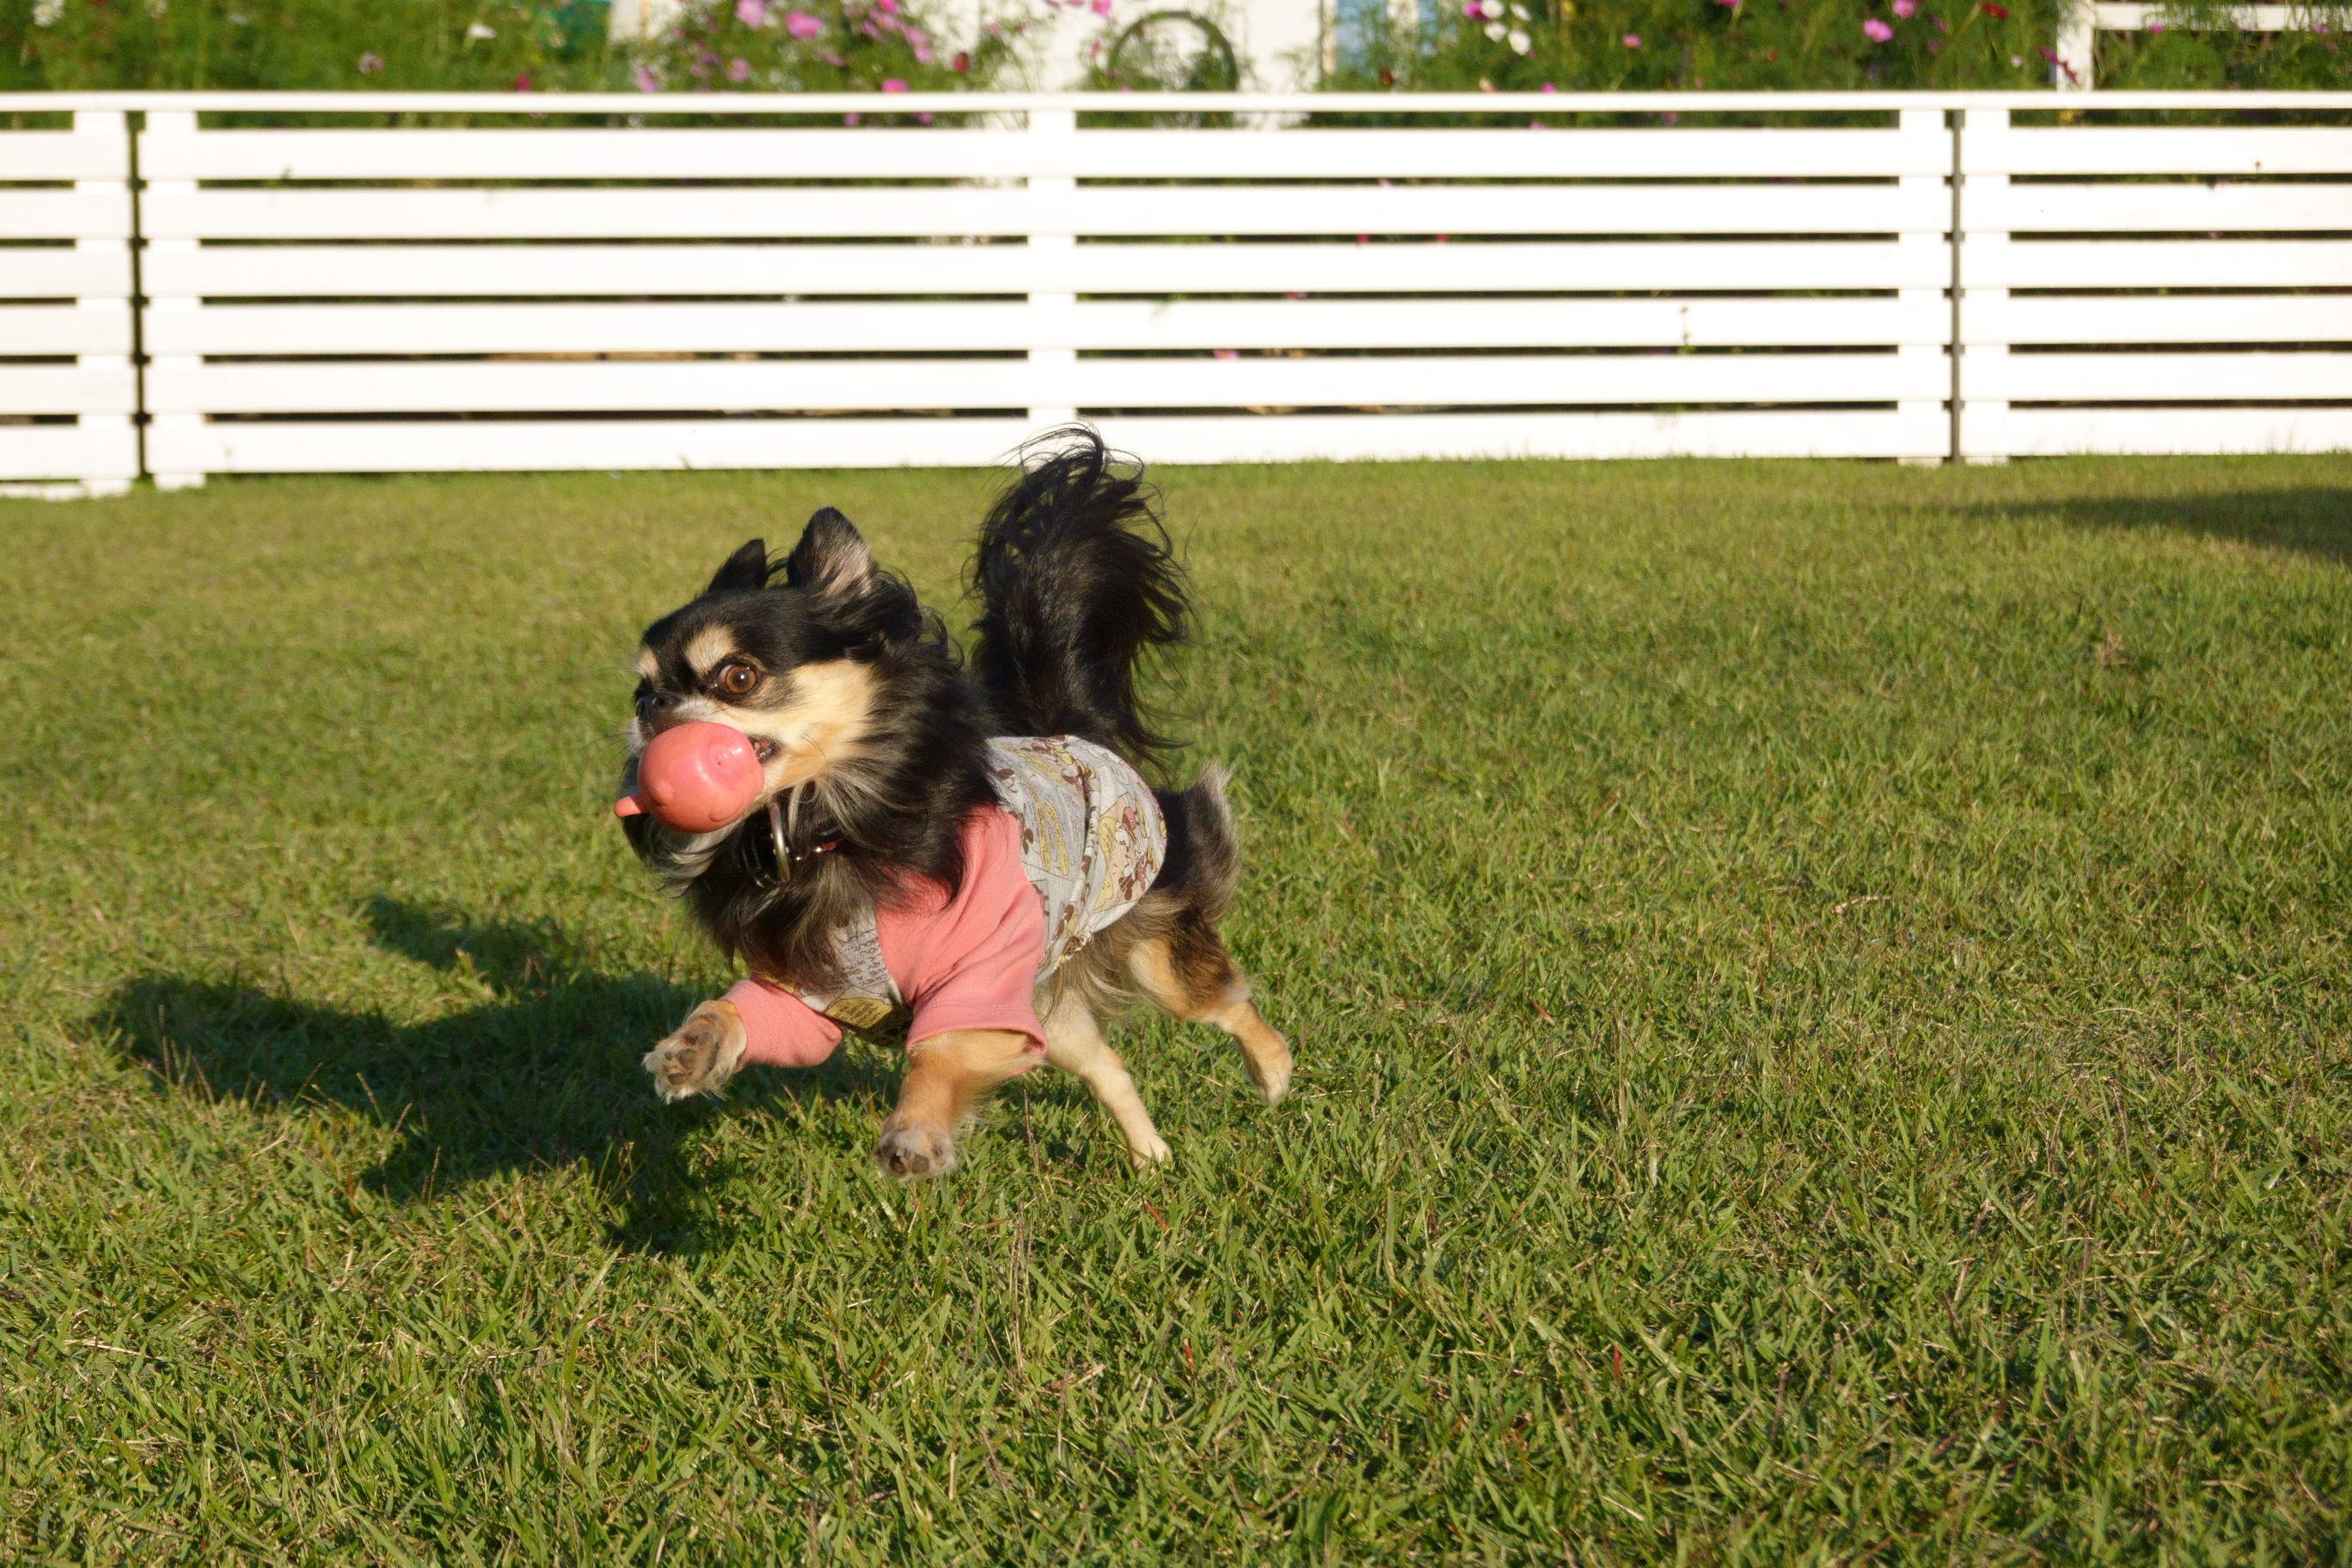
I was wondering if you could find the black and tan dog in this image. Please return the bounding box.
[619,430,1289,1177]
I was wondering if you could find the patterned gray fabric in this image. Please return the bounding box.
[791,736,1166,1036]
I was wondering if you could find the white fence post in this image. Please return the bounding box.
[72,111,136,497]
[1026,107,1079,432]
[2054,1,2096,89]
[1897,107,1951,465]
[141,109,206,490]
[1954,107,2010,464]
[0,110,137,497]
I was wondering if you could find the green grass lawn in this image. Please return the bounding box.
[3,455,2349,1565]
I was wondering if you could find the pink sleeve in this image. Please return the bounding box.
[876,806,1049,1056]
[724,974,844,1069]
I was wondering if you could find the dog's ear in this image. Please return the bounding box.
[704,538,770,596]
[781,508,873,600]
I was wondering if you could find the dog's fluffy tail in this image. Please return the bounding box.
[969,426,1190,771]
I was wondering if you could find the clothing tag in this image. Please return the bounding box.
[824,996,902,1033]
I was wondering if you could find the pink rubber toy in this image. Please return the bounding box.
[614,721,766,833]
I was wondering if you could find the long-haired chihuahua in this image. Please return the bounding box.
[617,430,1289,1178]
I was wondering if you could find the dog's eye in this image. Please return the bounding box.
[714,661,759,697]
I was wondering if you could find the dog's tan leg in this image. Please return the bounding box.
[874,1028,1039,1179]
[643,998,749,1102]
[1130,929,1292,1104]
[1042,991,1172,1168]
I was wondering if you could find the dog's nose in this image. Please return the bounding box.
[637,689,685,731]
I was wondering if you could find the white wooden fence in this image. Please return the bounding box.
[3,90,2349,493]
[1958,107,2352,458]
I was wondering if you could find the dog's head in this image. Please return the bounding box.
[628,509,924,801]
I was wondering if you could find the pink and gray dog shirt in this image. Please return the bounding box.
[725,737,1164,1071]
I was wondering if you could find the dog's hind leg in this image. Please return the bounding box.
[1043,991,1172,1168]
[1129,917,1290,1104]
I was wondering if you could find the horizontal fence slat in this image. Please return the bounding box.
[142,126,1947,181]
[150,297,1945,355]
[1963,350,2352,401]
[0,246,134,298]
[0,187,133,241]
[1091,409,1946,461]
[149,351,1941,414]
[1966,127,2352,176]
[144,183,1945,242]
[1963,237,2352,288]
[144,408,1946,473]
[0,364,138,415]
[2,303,135,354]
[143,237,1942,299]
[147,417,1038,473]
[0,131,131,180]
[1971,406,2352,455]
[1975,182,2352,234]
[0,423,140,482]
[1965,294,2352,345]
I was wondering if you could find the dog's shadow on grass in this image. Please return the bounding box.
[1983,485,2352,567]
[95,897,900,1254]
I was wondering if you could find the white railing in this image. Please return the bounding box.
[3,91,2349,493]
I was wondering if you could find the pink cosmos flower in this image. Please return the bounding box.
[1892,0,1914,14]
[881,77,907,91]
[1621,32,1640,46]
[875,0,895,11]
[634,64,661,89]
[1213,349,1238,360]
[736,0,768,24]
[1539,81,1557,91]
[726,55,750,80]
[1862,17,1892,40]
[783,9,821,35]
[357,51,385,73]
[1092,0,1112,12]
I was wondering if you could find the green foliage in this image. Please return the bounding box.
[622,0,1018,96]
[3,456,2350,1560]
[2,0,616,90]
[1329,0,2064,94]
[2092,0,2352,89]
[1323,0,2352,94]
[8,0,2350,93]
[0,0,1004,92]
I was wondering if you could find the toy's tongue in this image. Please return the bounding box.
[612,793,646,818]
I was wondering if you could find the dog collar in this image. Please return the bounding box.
[765,787,842,885]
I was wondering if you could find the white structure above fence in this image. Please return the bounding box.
[4,90,2350,493]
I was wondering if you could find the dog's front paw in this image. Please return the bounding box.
[873,1119,956,1180]
[643,999,747,1103]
